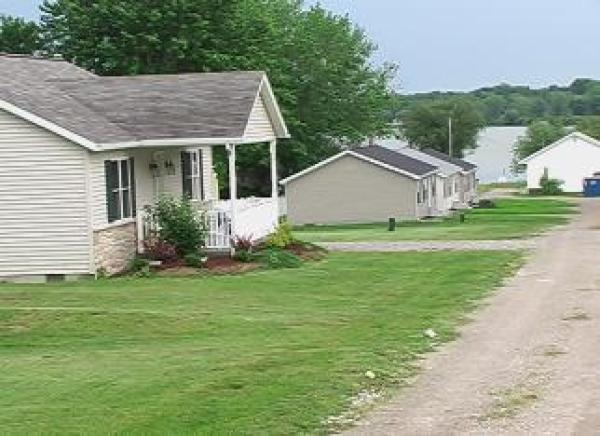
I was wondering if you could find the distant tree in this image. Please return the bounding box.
[513,121,566,168]
[401,99,485,157]
[576,116,600,140]
[398,78,600,127]
[0,15,40,54]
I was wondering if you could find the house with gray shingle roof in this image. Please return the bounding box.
[393,147,464,212]
[421,148,478,205]
[0,54,289,281]
[280,145,441,225]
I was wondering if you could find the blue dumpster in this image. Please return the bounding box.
[583,176,600,197]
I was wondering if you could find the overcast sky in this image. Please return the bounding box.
[3,0,600,93]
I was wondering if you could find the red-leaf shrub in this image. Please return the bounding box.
[143,238,178,262]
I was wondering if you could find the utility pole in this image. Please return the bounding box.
[448,116,453,157]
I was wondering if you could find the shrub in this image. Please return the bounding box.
[233,235,256,263]
[233,250,255,263]
[539,170,564,196]
[184,253,204,268]
[266,221,294,249]
[143,237,178,262]
[258,248,302,269]
[150,196,205,255]
[130,257,151,277]
[234,235,256,252]
[477,199,496,209]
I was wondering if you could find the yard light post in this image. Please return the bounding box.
[448,116,453,158]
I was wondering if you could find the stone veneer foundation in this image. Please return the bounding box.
[93,221,137,275]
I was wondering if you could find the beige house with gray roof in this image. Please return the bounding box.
[0,54,289,282]
[281,145,440,225]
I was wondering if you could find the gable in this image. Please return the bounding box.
[244,93,276,140]
[284,152,422,188]
[520,132,600,164]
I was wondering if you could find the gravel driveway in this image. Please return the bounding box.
[344,198,600,435]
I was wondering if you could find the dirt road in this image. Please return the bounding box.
[345,199,600,435]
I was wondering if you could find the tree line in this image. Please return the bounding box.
[397,79,600,127]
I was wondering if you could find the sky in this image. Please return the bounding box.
[3,0,600,94]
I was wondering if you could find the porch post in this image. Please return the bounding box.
[227,143,237,254]
[269,139,279,220]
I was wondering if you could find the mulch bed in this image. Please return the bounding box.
[149,243,327,278]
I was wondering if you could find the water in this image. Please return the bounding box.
[466,126,527,183]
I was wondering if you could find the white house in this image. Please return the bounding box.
[394,147,464,213]
[0,54,289,282]
[519,132,600,192]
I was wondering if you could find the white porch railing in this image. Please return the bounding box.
[136,197,278,252]
[213,197,278,242]
[204,210,232,249]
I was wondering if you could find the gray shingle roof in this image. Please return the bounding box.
[0,54,96,83]
[422,148,478,172]
[0,54,272,145]
[352,145,438,176]
[394,147,463,177]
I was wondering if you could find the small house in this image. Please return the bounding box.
[281,145,439,225]
[0,54,289,282]
[519,132,600,193]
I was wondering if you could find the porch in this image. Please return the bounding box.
[135,140,280,252]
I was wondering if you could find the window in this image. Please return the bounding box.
[181,150,204,201]
[105,158,136,223]
[417,181,427,204]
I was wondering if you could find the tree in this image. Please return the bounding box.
[513,120,566,167]
[400,98,485,157]
[0,15,40,54]
[576,116,600,140]
[40,0,396,194]
[397,78,600,127]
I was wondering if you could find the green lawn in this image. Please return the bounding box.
[294,198,578,243]
[477,181,526,195]
[0,252,521,434]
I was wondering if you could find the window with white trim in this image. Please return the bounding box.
[105,158,136,223]
[181,150,204,201]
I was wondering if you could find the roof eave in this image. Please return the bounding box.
[280,150,437,185]
[0,99,99,151]
[97,134,282,151]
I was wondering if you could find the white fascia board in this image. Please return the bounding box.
[280,150,349,185]
[258,75,291,139]
[0,99,99,151]
[519,131,600,164]
[280,150,435,185]
[96,136,279,151]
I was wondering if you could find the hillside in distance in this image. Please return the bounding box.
[396,78,600,126]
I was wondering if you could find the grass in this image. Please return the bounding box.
[0,251,522,434]
[478,181,526,195]
[294,198,578,243]
[482,383,540,421]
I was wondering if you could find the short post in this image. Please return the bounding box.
[459,213,465,223]
[388,217,396,232]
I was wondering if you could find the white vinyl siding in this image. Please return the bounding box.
[525,135,600,192]
[0,109,91,277]
[92,146,217,228]
[244,94,276,140]
[90,150,133,229]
